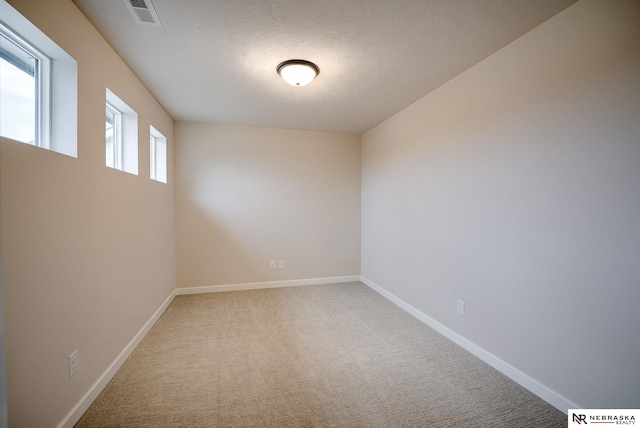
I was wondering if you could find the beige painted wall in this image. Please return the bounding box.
[0,1,175,426]
[175,122,360,288]
[3,0,636,423]
[362,0,640,409]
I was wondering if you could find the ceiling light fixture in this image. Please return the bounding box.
[276,59,319,87]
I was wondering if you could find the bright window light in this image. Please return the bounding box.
[150,125,167,183]
[0,24,48,147]
[106,88,138,175]
[105,103,121,169]
[0,2,78,157]
[150,134,156,177]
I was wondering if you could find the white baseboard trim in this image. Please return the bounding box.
[58,290,176,428]
[359,275,578,414]
[57,276,358,427]
[57,275,571,427]
[175,275,361,295]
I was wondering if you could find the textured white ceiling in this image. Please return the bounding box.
[72,0,577,134]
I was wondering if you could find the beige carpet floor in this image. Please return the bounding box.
[76,282,566,427]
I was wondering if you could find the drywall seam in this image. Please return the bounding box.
[57,290,176,428]
[176,276,362,295]
[359,275,578,413]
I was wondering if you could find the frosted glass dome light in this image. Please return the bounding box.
[276,59,319,87]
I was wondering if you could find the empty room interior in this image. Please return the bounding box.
[0,0,639,426]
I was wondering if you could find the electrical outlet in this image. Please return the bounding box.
[457,299,465,316]
[69,350,79,378]
[278,260,285,269]
[270,260,276,270]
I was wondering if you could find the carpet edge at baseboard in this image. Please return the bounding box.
[57,290,177,428]
[175,275,362,295]
[358,275,578,414]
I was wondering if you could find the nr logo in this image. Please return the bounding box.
[573,413,588,424]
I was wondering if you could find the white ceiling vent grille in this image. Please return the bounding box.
[123,0,162,27]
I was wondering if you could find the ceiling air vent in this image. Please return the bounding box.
[123,0,162,27]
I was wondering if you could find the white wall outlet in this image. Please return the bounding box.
[69,350,79,378]
[278,260,285,269]
[270,260,276,270]
[457,299,465,316]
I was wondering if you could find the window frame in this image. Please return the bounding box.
[149,125,167,183]
[0,1,78,158]
[105,102,122,170]
[0,21,51,149]
[149,133,156,179]
[105,88,138,175]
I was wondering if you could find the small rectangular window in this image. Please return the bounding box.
[0,23,50,148]
[149,125,167,183]
[105,103,122,169]
[105,88,138,175]
[150,134,156,177]
[0,2,78,157]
